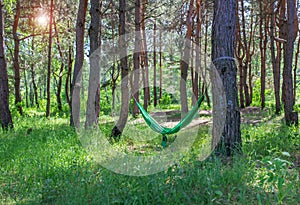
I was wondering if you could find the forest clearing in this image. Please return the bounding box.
[0,0,300,204]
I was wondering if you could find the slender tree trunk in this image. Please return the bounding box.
[235,6,245,109]
[193,0,201,105]
[12,0,23,115]
[180,0,194,115]
[159,29,163,100]
[294,31,300,105]
[259,1,266,109]
[85,0,101,128]
[240,0,250,107]
[0,0,13,129]
[133,0,141,115]
[212,0,241,156]
[66,45,73,110]
[111,0,129,138]
[153,21,158,107]
[46,0,54,117]
[70,0,88,127]
[30,30,39,108]
[53,17,64,112]
[111,14,119,111]
[23,69,29,107]
[141,0,150,109]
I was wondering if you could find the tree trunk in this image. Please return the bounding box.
[70,0,88,127]
[159,29,163,100]
[259,0,267,110]
[65,45,73,110]
[193,0,201,106]
[0,0,13,129]
[294,30,300,105]
[12,0,23,115]
[30,31,39,108]
[180,0,194,115]
[212,0,241,156]
[235,7,245,109]
[46,0,54,117]
[141,0,150,109]
[111,0,129,138]
[53,17,64,112]
[240,0,250,107]
[269,0,277,112]
[153,21,158,107]
[85,0,101,128]
[133,0,141,115]
[23,69,28,107]
[282,0,298,125]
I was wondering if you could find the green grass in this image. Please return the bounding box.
[0,114,299,204]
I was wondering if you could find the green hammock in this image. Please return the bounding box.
[135,95,204,147]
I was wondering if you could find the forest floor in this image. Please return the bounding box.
[0,107,299,204]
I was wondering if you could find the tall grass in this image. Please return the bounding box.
[0,114,299,204]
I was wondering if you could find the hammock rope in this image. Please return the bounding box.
[134,95,205,147]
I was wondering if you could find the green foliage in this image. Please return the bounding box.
[0,115,299,204]
[252,79,272,107]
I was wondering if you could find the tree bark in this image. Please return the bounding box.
[53,17,64,112]
[0,0,13,129]
[259,0,267,110]
[46,0,54,117]
[212,0,241,156]
[282,0,298,125]
[70,0,88,127]
[85,0,101,128]
[153,21,158,107]
[141,0,150,110]
[133,0,141,115]
[193,0,201,106]
[180,0,194,115]
[111,0,129,138]
[12,0,23,115]
[30,30,39,108]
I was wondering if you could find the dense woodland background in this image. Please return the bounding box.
[0,0,299,204]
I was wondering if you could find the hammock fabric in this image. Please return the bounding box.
[135,95,204,147]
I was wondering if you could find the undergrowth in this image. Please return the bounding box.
[0,114,299,204]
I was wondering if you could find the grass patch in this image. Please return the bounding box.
[0,115,299,204]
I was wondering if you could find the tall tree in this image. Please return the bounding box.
[141,0,150,110]
[259,0,267,109]
[133,0,141,116]
[85,0,101,128]
[153,21,158,107]
[46,0,54,117]
[53,17,65,112]
[212,0,241,156]
[111,0,129,138]
[12,0,23,115]
[180,0,194,115]
[282,0,298,125]
[269,0,281,114]
[70,0,88,127]
[0,0,13,129]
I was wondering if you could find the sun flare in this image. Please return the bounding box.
[36,14,48,27]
